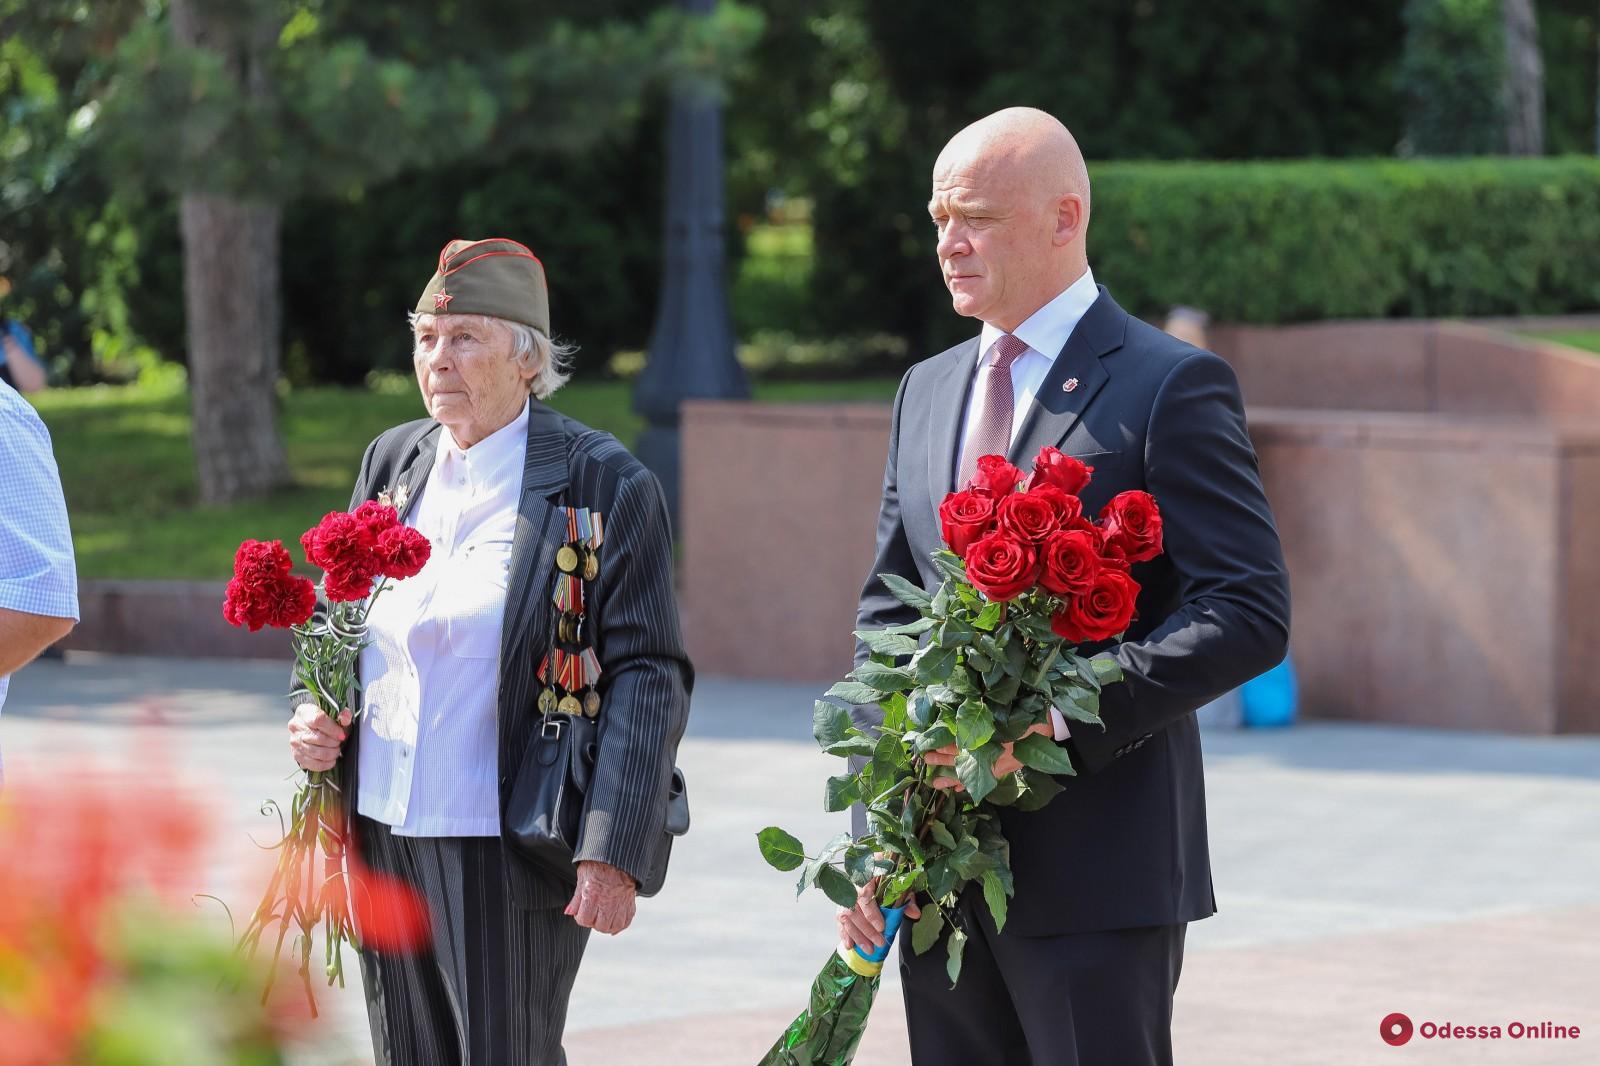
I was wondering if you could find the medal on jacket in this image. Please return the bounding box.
[537,505,606,717]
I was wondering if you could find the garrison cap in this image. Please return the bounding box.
[415,237,550,334]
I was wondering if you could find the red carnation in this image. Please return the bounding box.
[1039,529,1101,597]
[301,511,378,573]
[1051,567,1141,643]
[963,530,1039,602]
[376,526,432,580]
[997,491,1061,545]
[222,540,317,631]
[1099,490,1164,564]
[270,575,318,627]
[323,563,378,603]
[1031,446,1093,496]
[969,454,1026,497]
[939,489,997,556]
[352,500,400,538]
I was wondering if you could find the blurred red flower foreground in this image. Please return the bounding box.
[0,774,303,1065]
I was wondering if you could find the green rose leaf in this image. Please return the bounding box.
[911,904,946,956]
[907,689,935,728]
[939,614,975,646]
[880,691,909,732]
[955,745,1000,805]
[878,572,933,611]
[1091,655,1123,684]
[915,644,957,684]
[827,681,883,705]
[1013,733,1077,776]
[988,672,1022,706]
[946,926,969,985]
[914,724,956,754]
[973,601,1005,632]
[813,700,853,748]
[955,700,995,751]
[857,629,920,658]
[931,550,968,584]
[823,773,860,812]
[757,827,806,872]
[850,661,916,692]
[884,617,937,637]
[1013,768,1066,811]
[815,864,860,909]
[925,856,957,900]
[927,820,957,851]
[981,868,1010,934]
[824,735,877,758]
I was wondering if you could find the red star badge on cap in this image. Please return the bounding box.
[434,291,453,311]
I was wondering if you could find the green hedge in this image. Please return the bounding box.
[1090,157,1600,324]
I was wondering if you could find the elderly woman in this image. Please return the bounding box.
[287,238,691,1065]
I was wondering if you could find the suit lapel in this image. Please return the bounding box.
[926,337,983,503]
[390,424,442,519]
[499,402,571,665]
[1008,288,1127,468]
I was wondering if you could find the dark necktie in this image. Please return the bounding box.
[957,333,1029,490]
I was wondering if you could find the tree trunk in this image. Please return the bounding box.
[180,195,290,503]
[171,0,290,503]
[1502,0,1545,155]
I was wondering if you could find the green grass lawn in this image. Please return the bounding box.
[1515,329,1600,356]
[35,375,900,580]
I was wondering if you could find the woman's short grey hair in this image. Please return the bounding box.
[408,311,576,399]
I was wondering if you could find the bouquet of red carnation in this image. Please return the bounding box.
[222,501,430,1014]
[757,446,1163,1066]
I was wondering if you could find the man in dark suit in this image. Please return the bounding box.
[838,108,1291,1065]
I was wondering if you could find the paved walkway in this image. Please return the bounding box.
[3,653,1597,1064]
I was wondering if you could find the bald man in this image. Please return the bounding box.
[843,108,1291,1065]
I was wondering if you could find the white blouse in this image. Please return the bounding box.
[356,402,528,836]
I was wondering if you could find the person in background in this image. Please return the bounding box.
[0,376,80,783]
[0,284,49,394]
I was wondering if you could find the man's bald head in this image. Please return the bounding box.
[934,107,1091,215]
[928,108,1092,331]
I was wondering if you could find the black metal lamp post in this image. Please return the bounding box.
[633,0,750,532]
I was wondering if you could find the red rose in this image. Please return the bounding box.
[1025,483,1083,527]
[963,530,1039,602]
[1051,567,1141,643]
[938,489,997,556]
[376,526,432,580]
[1099,490,1164,564]
[1039,529,1101,597]
[352,500,400,537]
[1031,446,1093,496]
[996,490,1061,544]
[969,454,1026,497]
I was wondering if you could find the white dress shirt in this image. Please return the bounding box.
[357,401,528,836]
[957,266,1100,742]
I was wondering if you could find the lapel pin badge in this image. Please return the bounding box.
[1063,377,1080,393]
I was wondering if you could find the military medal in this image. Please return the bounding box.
[538,688,558,714]
[556,544,579,574]
[582,548,600,582]
[558,693,583,717]
[583,690,601,717]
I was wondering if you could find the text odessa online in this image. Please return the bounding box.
[1418,1021,1580,1040]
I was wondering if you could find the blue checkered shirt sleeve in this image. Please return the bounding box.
[0,385,79,623]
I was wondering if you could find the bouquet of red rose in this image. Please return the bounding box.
[222,501,430,1014]
[756,446,1162,1066]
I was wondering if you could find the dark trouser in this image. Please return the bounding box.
[353,816,589,1066]
[900,895,1186,1066]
